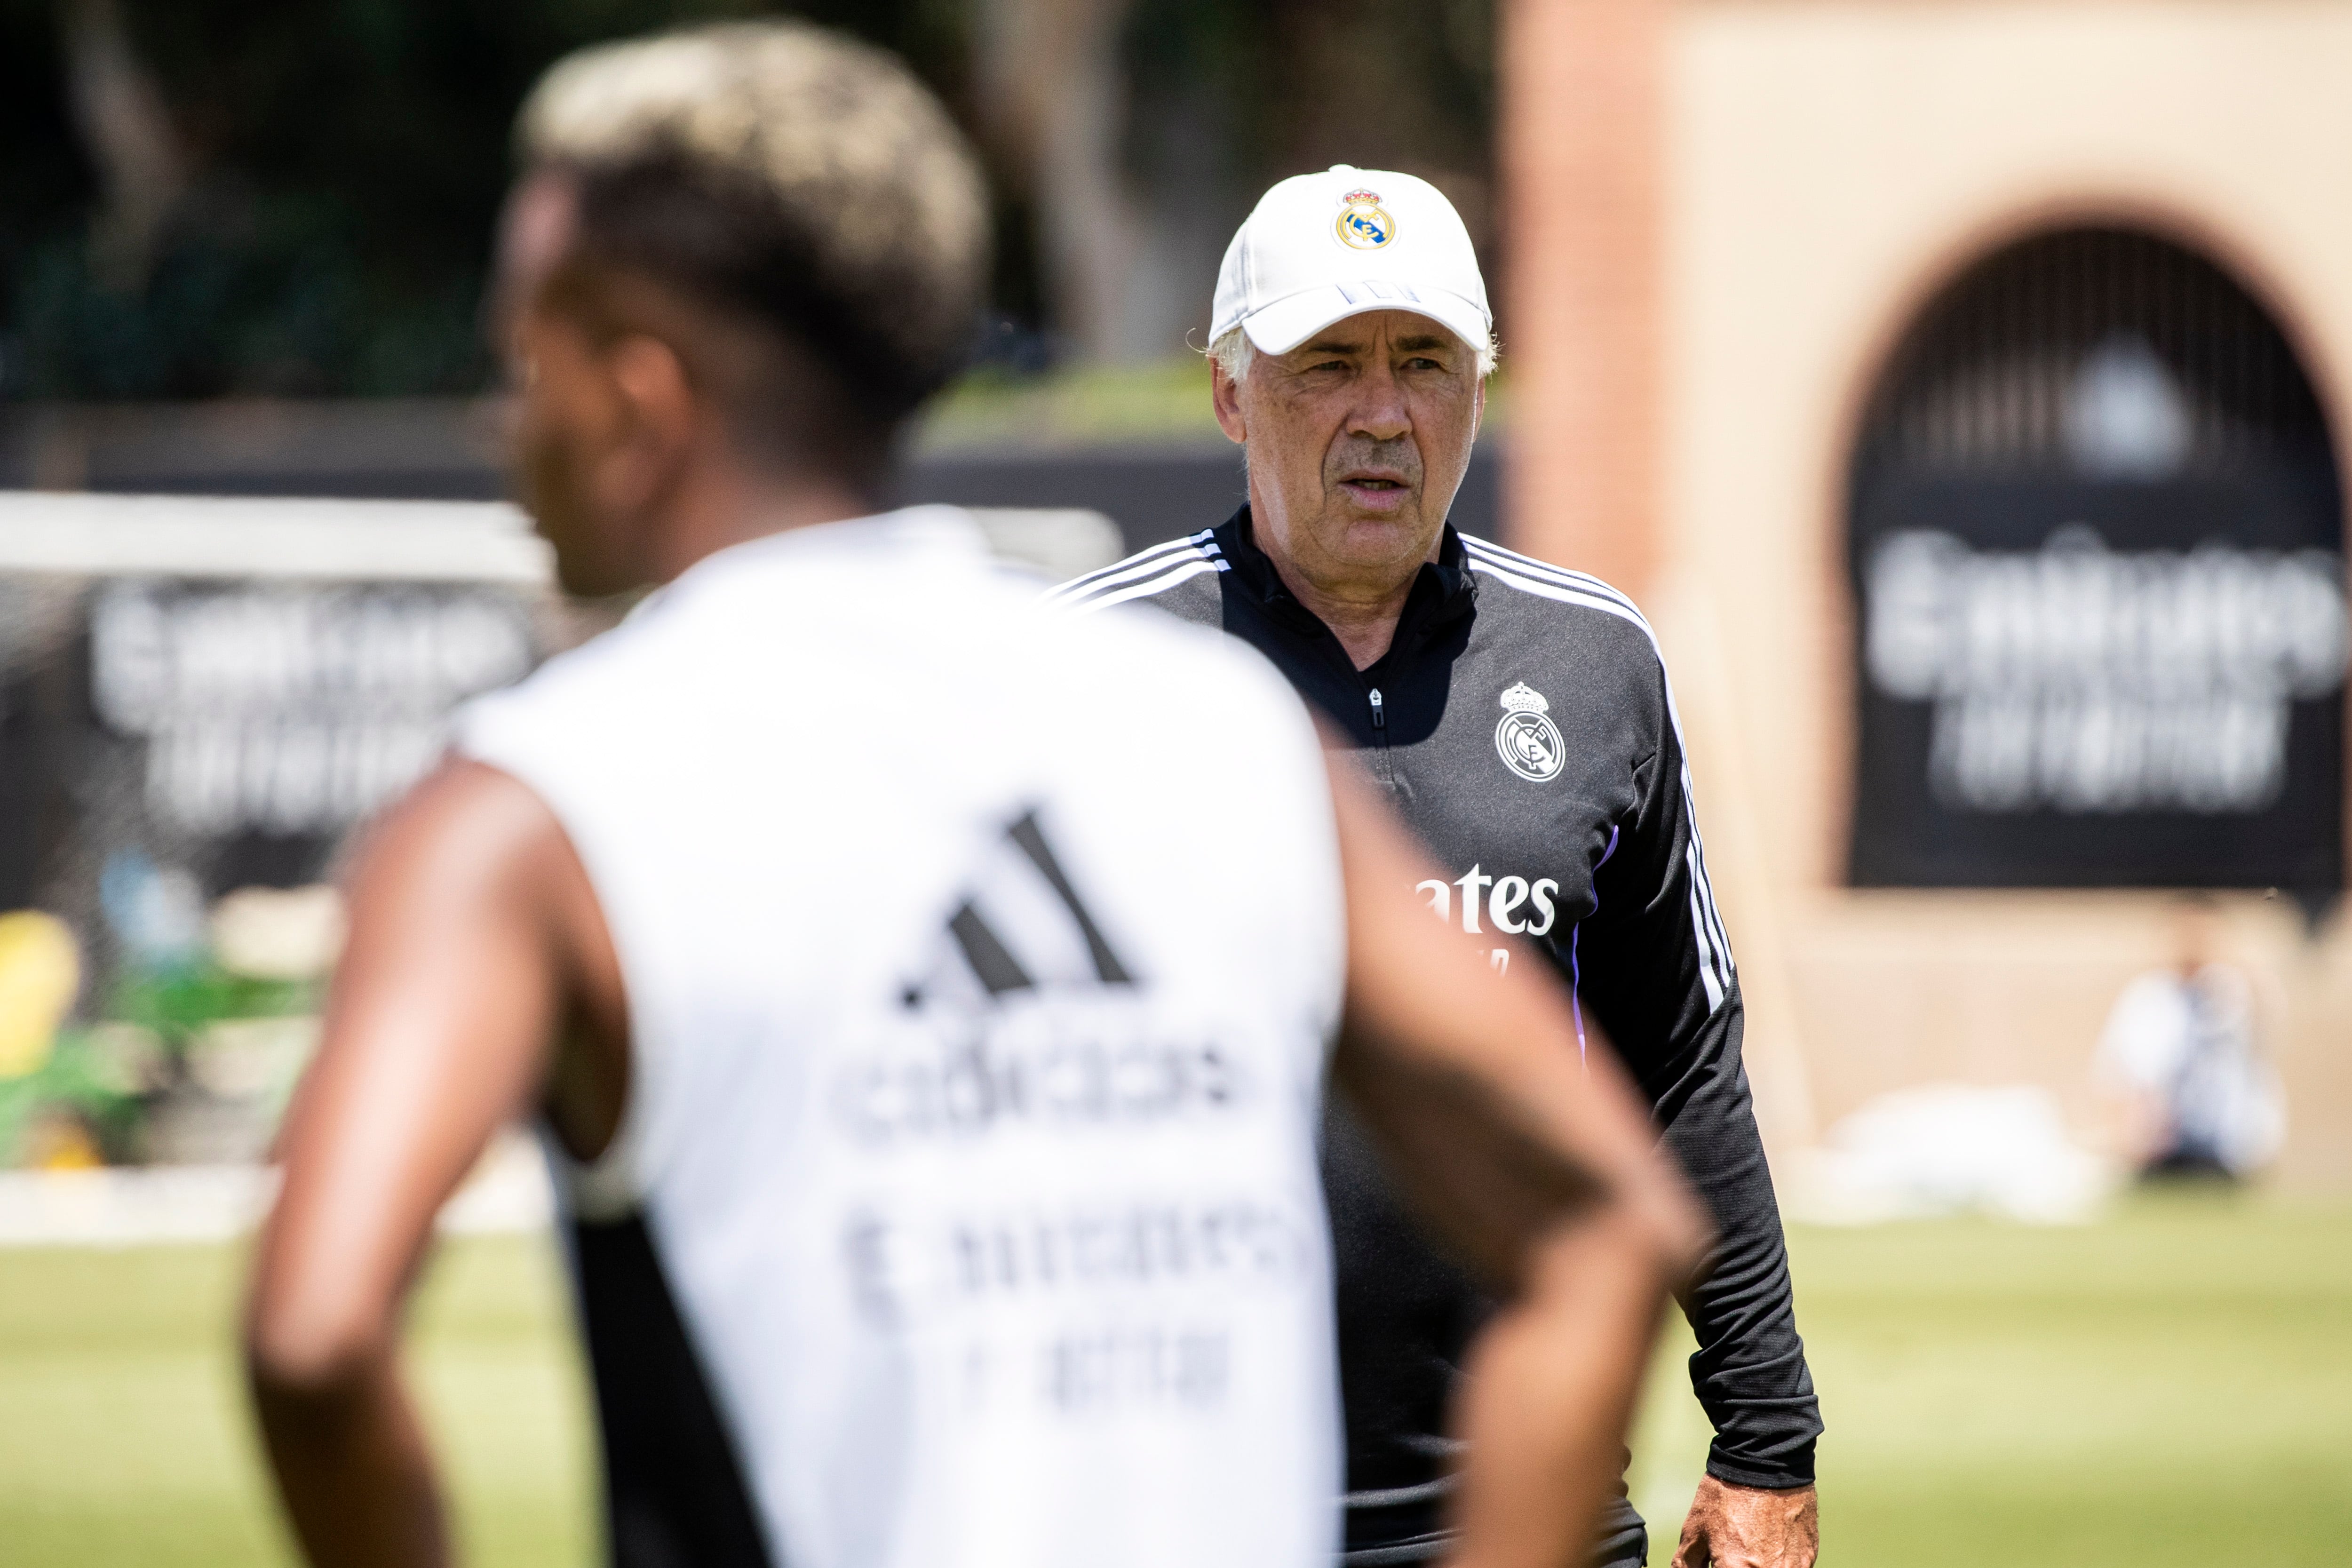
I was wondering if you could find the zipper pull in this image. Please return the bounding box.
[1368,687,1386,731]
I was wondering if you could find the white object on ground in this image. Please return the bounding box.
[1783,1083,2118,1226]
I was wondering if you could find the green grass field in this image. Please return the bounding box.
[0,1191,2346,1566]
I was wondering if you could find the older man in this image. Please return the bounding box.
[1055,167,1822,1568]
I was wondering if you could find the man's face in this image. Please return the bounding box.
[488,174,644,598]
[1213,308,1485,593]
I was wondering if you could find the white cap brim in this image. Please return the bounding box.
[1236,284,1489,360]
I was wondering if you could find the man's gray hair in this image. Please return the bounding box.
[1207,324,1499,383]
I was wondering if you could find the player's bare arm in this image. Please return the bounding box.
[1324,759,1711,1568]
[243,762,622,1568]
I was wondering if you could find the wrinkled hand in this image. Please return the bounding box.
[1671,1477,1818,1568]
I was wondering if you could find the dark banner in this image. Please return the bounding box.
[0,569,544,1164]
[1849,468,2347,890]
[1,577,539,909]
[0,493,1107,1169]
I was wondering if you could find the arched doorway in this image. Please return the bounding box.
[1848,225,2347,895]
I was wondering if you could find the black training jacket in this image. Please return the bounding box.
[1054,510,1821,1565]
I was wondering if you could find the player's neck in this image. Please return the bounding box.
[643,450,882,584]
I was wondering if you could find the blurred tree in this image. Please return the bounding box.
[0,0,973,399]
[57,0,187,291]
[1257,0,1496,274]
[0,0,1494,394]
[972,0,1138,364]
[979,0,1498,365]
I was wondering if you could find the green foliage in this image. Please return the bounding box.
[0,960,316,1165]
[918,354,1224,452]
[0,1030,145,1164]
[0,0,973,399]
[0,0,1504,394]
[105,962,314,1051]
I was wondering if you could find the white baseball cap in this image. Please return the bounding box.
[1211,165,1491,359]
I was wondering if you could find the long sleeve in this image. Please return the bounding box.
[1574,665,1821,1489]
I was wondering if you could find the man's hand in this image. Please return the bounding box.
[1672,1477,1818,1568]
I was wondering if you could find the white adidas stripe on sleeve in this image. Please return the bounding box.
[1464,551,1737,1011]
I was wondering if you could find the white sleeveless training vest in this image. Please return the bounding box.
[456,508,1345,1568]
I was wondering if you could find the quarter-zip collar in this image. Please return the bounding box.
[1212,505,1477,669]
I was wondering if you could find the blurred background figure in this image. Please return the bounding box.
[2095,900,2285,1183]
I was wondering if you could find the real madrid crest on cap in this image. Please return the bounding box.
[1212,165,1489,356]
[1334,188,1396,251]
[1495,682,1565,783]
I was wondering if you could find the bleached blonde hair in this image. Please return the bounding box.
[518,22,989,422]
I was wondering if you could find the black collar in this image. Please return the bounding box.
[1213,505,1477,661]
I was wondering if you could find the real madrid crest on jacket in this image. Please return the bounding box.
[1052,510,1820,1568]
[1494,681,1565,782]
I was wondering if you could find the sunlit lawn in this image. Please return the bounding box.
[1634,1189,2352,1565]
[0,1191,2347,1566]
[0,1235,593,1568]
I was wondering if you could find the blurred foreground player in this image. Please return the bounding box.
[1056,170,1822,1568]
[240,24,1706,1568]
